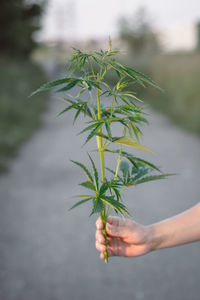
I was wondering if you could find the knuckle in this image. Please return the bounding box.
[96,230,104,242]
[96,219,99,228]
[96,241,105,252]
[95,241,100,251]
[95,230,100,240]
[96,217,103,229]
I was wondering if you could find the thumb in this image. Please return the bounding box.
[106,217,127,238]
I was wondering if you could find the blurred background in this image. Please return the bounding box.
[0,1,200,300]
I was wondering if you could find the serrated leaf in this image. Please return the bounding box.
[105,168,124,184]
[135,174,173,185]
[83,80,91,90]
[104,149,160,172]
[84,123,103,145]
[91,55,100,64]
[119,160,130,183]
[84,104,93,118]
[100,195,131,217]
[69,197,94,211]
[124,66,163,91]
[119,160,130,173]
[115,69,121,78]
[112,187,121,201]
[119,96,131,106]
[108,60,163,91]
[130,123,141,142]
[73,104,84,124]
[128,123,133,138]
[99,182,109,195]
[87,80,100,89]
[128,157,159,171]
[79,181,96,191]
[88,154,99,190]
[56,79,79,92]
[119,93,142,103]
[58,98,93,119]
[79,122,101,135]
[133,167,150,181]
[105,121,112,139]
[56,97,76,105]
[90,197,104,216]
[57,102,83,117]
[71,160,94,183]
[30,77,75,96]
[112,137,153,153]
[116,80,128,90]
[129,115,148,125]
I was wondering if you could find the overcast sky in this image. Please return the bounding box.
[39,0,200,50]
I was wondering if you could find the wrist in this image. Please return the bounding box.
[146,221,174,251]
[144,224,163,252]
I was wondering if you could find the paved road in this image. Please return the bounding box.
[0,81,200,300]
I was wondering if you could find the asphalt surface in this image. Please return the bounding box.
[0,81,200,300]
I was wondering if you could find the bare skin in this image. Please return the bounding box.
[95,203,200,260]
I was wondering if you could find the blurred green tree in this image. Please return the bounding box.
[0,0,44,58]
[118,7,161,55]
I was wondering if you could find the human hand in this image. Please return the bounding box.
[95,216,153,259]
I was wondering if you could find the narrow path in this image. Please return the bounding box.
[0,83,200,300]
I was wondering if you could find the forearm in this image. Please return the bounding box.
[148,203,200,251]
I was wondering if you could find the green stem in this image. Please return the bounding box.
[96,88,108,263]
[96,88,105,182]
[120,186,128,195]
[106,146,122,218]
[114,146,122,179]
[100,211,108,263]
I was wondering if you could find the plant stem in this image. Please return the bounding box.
[96,87,108,263]
[100,211,108,263]
[106,146,122,218]
[120,186,128,195]
[114,146,122,179]
[96,90,105,182]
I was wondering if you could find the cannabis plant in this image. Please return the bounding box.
[31,40,171,263]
